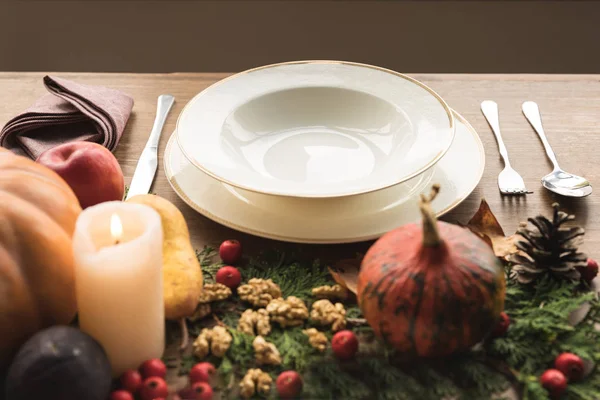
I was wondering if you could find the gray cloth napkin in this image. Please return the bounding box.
[0,75,134,159]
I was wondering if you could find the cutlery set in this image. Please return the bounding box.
[481,100,592,198]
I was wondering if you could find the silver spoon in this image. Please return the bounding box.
[522,101,592,197]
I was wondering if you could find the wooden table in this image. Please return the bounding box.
[1,72,599,263]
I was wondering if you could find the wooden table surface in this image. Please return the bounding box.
[1,72,598,263]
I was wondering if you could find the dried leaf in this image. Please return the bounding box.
[464,198,521,261]
[328,253,363,295]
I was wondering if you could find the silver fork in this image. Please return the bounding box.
[481,100,532,195]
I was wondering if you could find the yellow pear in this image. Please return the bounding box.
[126,194,203,320]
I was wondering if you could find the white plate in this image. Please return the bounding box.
[165,110,484,244]
[175,60,455,198]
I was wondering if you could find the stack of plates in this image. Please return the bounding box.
[165,61,484,244]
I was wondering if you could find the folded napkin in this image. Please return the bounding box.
[0,75,134,159]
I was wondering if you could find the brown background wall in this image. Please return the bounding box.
[1,0,599,74]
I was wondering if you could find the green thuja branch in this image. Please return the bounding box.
[180,248,600,399]
[241,250,333,302]
[489,274,600,400]
[196,246,221,283]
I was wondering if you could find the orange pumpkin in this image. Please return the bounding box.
[0,147,81,367]
[357,185,505,358]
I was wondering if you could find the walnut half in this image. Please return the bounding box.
[238,278,282,307]
[253,335,281,365]
[303,328,328,352]
[310,299,347,332]
[238,308,271,336]
[312,284,348,300]
[192,325,232,359]
[266,296,309,328]
[240,368,272,399]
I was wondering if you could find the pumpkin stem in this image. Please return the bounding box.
[419,184,442,247]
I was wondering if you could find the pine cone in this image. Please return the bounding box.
[509,203,587,284]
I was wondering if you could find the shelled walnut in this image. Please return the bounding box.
[237,278,282,307]
[238,308,271,336]
[240,368,272,399]
[188,283,232,322]
[310,299,347,331]
[312,284,348,300]
[198,283,232,303]
[192,326,232,359]
[266,296,309,328]
[303,328,328,352]
[253,335,281,365]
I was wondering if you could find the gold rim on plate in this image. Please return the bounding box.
[174,59,456,198]
[165,110,484,244]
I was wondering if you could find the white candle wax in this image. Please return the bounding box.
[73,201,165,377]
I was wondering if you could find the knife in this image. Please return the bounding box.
[126,94,175,200]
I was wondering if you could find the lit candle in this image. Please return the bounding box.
[72,201,165,377]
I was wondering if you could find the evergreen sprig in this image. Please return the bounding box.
[178,246,600,399]
[241,250,332,302]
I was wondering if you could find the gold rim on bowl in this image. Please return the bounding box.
[174,59,456,199]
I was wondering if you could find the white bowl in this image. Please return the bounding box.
[166,110,483,243]
[176,60,455,198]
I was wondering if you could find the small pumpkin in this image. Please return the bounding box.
[357,184,506,357]
[0,148,81,367]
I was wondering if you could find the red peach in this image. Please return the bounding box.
[36,141,124,208]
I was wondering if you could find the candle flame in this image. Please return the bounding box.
[110,213,123,243]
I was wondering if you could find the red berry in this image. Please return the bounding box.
[140,358,167,379]
[219,240,242,264]
[331,330,359,360]
[120,369,143,393]
[276,370,303,398]
[139,377,169,400]
[110,390,135,400]
[179,387,194,399]
[215,266,242,289]
[491,312,511,337]
[540,369,567,399]
[578,258,598,283]
[190,382,213,400]
[189,362,216,384]
[179,382,213,400]
[555,352,585,382]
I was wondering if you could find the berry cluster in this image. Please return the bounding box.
[109,359,215,400]
[109,358,169,400]
[488,297,591,399]
[540,353,586,399]
[216,239,243,289]
[178,362,215,400]
[538,259,596,399]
